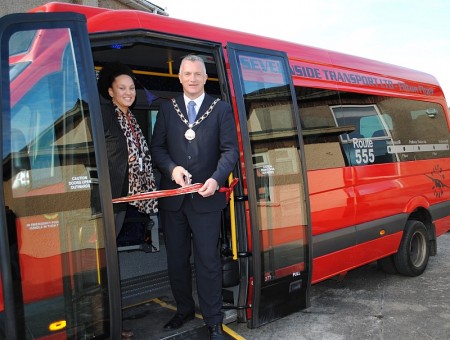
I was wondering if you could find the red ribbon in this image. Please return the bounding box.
[112,178,239,203]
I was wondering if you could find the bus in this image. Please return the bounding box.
[1,2,450,339]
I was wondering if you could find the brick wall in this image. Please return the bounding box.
[1,0,132,16]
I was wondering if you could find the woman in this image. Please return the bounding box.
[97,62,158,339]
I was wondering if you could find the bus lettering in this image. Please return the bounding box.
[239,55,284,84]
[352,138,374,148]
[352,138,375,164]
[290,65,322,79]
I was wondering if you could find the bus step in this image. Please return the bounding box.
[123,299,238,339]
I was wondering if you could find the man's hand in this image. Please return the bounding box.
[198,178,219,197]
[171,166,192,187]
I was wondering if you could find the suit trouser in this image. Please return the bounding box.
[161,197,223,326]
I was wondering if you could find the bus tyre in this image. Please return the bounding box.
[377,255,398,274]
[393,220,430,277]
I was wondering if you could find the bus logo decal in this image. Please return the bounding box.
[426,165,450,198]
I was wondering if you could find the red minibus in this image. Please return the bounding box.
[1,2,449,339]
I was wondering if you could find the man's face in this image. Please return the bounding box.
[179,60,208,99]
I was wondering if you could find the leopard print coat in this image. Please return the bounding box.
[115,105,158,214]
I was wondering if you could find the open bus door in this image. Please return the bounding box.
[0,13,121,338]
[227,44,312,328]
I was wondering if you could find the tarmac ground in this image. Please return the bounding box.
[228,232,450,340]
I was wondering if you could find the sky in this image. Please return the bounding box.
[159,0,450,104]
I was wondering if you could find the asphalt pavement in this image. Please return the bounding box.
[228,232,450,339]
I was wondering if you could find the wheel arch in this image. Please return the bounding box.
[378,206,437,275]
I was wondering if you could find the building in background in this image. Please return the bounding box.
[2,0,168,16]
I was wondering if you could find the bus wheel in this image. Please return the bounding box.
[393,220,430,277]
[377,255,398,274]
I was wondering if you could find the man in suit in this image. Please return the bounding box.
[151,55,239,339]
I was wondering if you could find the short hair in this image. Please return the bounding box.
[97,62,136,99]
[179,55,206,74]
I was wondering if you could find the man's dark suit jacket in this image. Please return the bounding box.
[101,101,129,213]
[151,94,239,213]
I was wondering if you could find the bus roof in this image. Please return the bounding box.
[31,2,443,99]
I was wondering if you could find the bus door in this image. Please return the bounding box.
[227,44,312,328]
[0,13,120,338]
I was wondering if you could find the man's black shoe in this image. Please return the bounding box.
[208,323,225,339]
[163,313,195,330]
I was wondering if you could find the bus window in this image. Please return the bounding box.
[359,113,393,138]
[246,95,307,267]
[296,88,348,170]
[296,90,450,167]
[8,30,36,82]
[333,105,397,165]
[377,99,449,162]
[2,25,109,338]
[229,45,311,327]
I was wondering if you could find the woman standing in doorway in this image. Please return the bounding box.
[97,62,158,339]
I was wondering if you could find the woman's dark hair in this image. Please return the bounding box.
[97,62,136,100]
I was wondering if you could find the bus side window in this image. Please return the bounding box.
[332,105,396,166]
[297,87,347,170]
[360,112,394,164]
[371,129,387,138]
